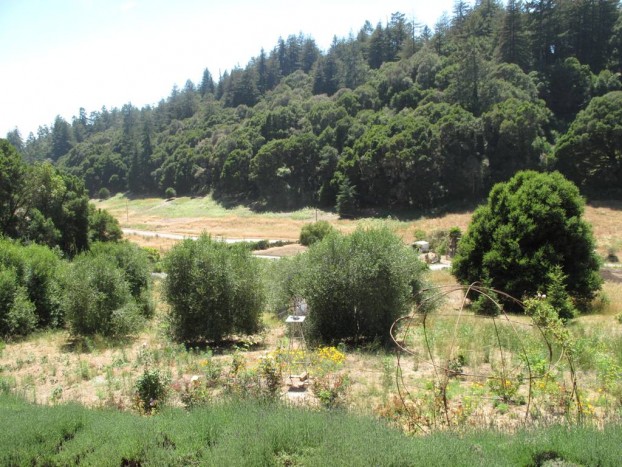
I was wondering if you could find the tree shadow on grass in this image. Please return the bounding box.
[178,335,267,355]
[61,335,137,354]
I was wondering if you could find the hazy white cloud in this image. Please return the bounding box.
[120,1,137,12]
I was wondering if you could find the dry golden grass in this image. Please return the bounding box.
[593,278,622,316]
[122,232,180,252]
[584,200,622,258]
[97,195,620,262]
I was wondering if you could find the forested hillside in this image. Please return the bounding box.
[6,0,622,212]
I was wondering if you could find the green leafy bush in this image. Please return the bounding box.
[134,368,169,414]
[164,187,176,199]
[263,254,307,316]
[452,171,601,312]
[299,221,336,246]
[21,244,65,327]
[544,265,577,320]
[0,239,64,332]
[301,226,427,344]
[163,235,265,344]
[90,242,154,317]
[88,206,122,243]
[471,290,502,317]
[0,268,37,337]
[62,254,143,337]
[141,247,162,272]
[97,187,110,200]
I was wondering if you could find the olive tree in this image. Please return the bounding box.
[90,241,153,317]
[0,238,64,331]
[62,254,143,337]
[452,171,601,312]
[163,235,264,344]
[301,226,427,344]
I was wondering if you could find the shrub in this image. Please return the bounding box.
[164,187,176,199]
[98,187,110,200]
[163,235,265,344]
[301,226,427,344]
[90,242,153,317]
[0,239,64,330]
[263,254,307,316]
[142,247,162,272]
[134,368,169,414]
[62,254,143,337]
[427,229,450,255]
[299,221,336,246]
[88,206,122,243]
[471,291,501,317]
[544,266,577,321]
[0,268,37,337]
[452,171,601,312]
[312,373,349,409]
[335,178,357,217]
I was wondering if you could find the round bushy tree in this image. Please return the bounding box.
[555,91,622,197]
[0,238,64,329]
[62,254,143,337]
[299,220,336,246]
[90,241,153,317]
[301,226,427,344]
[163,235,264,344]
[452,171,601,311]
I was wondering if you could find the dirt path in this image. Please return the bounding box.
[123,228,306,257]
[122,228,284,244]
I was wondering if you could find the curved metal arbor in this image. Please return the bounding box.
[390,283,582,432]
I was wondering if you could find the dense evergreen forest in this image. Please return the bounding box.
[6,0,622,213]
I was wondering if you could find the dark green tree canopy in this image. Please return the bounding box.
[452,171,601,310]
[555,91,622,197]
[7,2,622,209]
[0,139,28,237]
[1,138,121,255]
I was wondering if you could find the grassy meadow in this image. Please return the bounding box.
[93,193,474,248]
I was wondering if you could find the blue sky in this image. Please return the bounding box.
[0,0,458,137]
